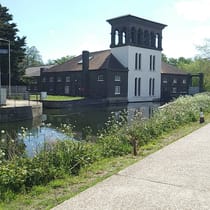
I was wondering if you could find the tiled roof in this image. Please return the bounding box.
[25,65,54,77]
[161,62,188,75]
[44,50,127,73]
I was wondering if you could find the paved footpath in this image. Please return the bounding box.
[52,124,210,210]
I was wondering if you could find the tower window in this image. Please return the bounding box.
[144,30,150,46]
[114,30,120,46]
[122,31,126,44]
[131,27,136,44]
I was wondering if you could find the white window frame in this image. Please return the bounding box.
[114,75,121,81]
[66,76,70,82]
[173,79,177,84]
[97,74,104,81]
[115,86,120,95]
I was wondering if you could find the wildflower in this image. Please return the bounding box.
[1,130,5,134]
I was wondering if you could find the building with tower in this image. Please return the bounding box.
[26,14,202,103]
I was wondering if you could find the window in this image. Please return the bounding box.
[153,56,155,70]
[135,53,141,70]
[49,76,54,82]
[183,79,186,84]
[150,55,152,70]
[173,79,177,84]
[66,76,70,82]
[115,86,120,95]
[97,75,104,81]
[138,54,141,70]
[149,78,155,96]
[42,77,46,82]
[172,87,177,93]
[149,78,152,96]
[57,76,62,82]
[115,75,121,81]
[135,53,138,70]
[163,78,168,84]
[134,78,137,96]
[65,86,70,94]
[138,78,141,96]
[149,55,155,71]
[152,78,155,95]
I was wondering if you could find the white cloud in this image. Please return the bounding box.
[175,0,210,21]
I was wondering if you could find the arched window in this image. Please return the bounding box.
[131,27,136,44]
[150,32,155,48]
[114,30,120,46]
[144,30,150,46]
[137,29,143,45]
[155,33,160,48]
[122,28,126,44]
[134,77,137,96]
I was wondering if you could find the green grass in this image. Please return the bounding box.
[30,95,84,101]
[1,113,209,210]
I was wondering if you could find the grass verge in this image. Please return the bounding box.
[1,113,209,210]
[30,95,84,101]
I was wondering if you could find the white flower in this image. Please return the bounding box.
[1,130,5,134]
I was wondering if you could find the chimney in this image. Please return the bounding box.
[82,50,89,71]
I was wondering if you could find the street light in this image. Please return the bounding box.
[0,38,11,96]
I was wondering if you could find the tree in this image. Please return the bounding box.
[0,4,26,85]
[46,55,75,65]
[21,46,43,68]
[196,38,210,59]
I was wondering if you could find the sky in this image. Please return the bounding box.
[1,0,210,63]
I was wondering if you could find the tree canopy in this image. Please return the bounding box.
[20,46,43,69]
[0,4,26,85]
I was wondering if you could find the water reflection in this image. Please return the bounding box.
[0,102,160,156]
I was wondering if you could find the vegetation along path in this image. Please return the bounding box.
[53,123,210,210]
[1,93,210,209]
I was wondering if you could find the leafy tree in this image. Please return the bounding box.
[47,55,75,65]
[161,53,168,63]
[20,46,43,68]
[0,4,26,85]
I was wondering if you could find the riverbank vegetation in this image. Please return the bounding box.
[1,93,210,209]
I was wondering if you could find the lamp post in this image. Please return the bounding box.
[0,38,11,96]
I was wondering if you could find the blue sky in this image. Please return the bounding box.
[1,0,210,63]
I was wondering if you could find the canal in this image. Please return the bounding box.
[0,102,160,156]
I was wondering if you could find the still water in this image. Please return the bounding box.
[0,102,160,155]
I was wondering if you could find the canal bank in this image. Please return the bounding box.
[0,100,42,123]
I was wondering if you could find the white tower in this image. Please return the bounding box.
[107,15,167,102]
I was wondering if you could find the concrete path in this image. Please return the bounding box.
[52,124,210,210]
